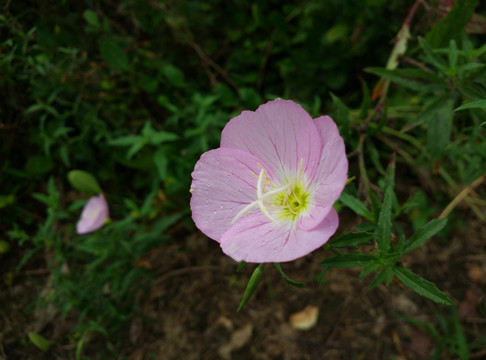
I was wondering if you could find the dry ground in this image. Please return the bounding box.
[1,207,486,360]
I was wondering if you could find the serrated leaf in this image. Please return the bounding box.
[403,218,447,254]
[329,232,374,248]
[339,193,373,220]
[320,254,376,268]
[274,263,304,288]
[237,263,265,312]
[376,156,395,255]
[455,99,486,111]
[28,331,52,352]
[67,170,102,193]
[393,267,453,305]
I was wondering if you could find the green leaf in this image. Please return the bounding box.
[138,75,158,93]
[99,38,129,71]
[0,194,15,208]
[418,37,448,72]
[83,10,99,28]
[406,95,450,129]
[149,131,179,145]
[126,140,147,159]
[320,254,376,268]
[425,0,479,48]
[161,64,185,87]
[109,135,139,146]
[455,99,486,111]
[0,240,10,254]
[393,267,453,305]
[329,232,374,248]
[330,93,351,142]
[274,263,304,287]
[25,155,54,175]
[453,309,469,360]
[153,148,168,180]
[339,193,373,221]
[365,67,445,91]
[67,170,102,193]
[427,99,455,158]
[403,218,447,254]
[28,331,52,352]
[369,266,393,289]
[376,156,395,255]
[325,23,349,43]
[448,40,458,70]
[237,263,265,312]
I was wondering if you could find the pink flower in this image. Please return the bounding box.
[76,194,109,234]
[190,99,348,263]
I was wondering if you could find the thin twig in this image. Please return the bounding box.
[439,172,486,219]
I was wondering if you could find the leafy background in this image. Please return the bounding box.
[1,0,486,359]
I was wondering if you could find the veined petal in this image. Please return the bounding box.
[220,209,339,263]
[299,116,348,231]
[190,148,273,242]
[221,99,322,182]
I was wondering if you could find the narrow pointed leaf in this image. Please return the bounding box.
[403,218,447,254]
[320,254,376,268]
[455,99,486,111]
[329,232,374,248]
[237,263,265,312]
[377,156,395,255]
[394,267,453,305]
[339,193,373,220]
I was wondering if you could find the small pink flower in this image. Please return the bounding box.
[190,99,348,263]
[76,194,109,234]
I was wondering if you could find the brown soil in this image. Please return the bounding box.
[1,210,486,360]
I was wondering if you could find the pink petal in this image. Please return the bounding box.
[220,209,339,263]
[190,148,273,242]
[76,194,109,234]
[220,99,322,181]
[299,116,348,231]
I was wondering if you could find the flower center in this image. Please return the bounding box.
[274,181,309,222]
[232,160,310,225]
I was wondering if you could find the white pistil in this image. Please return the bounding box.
[231,168,291,224]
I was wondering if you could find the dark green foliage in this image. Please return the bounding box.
[1,0,485,358]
